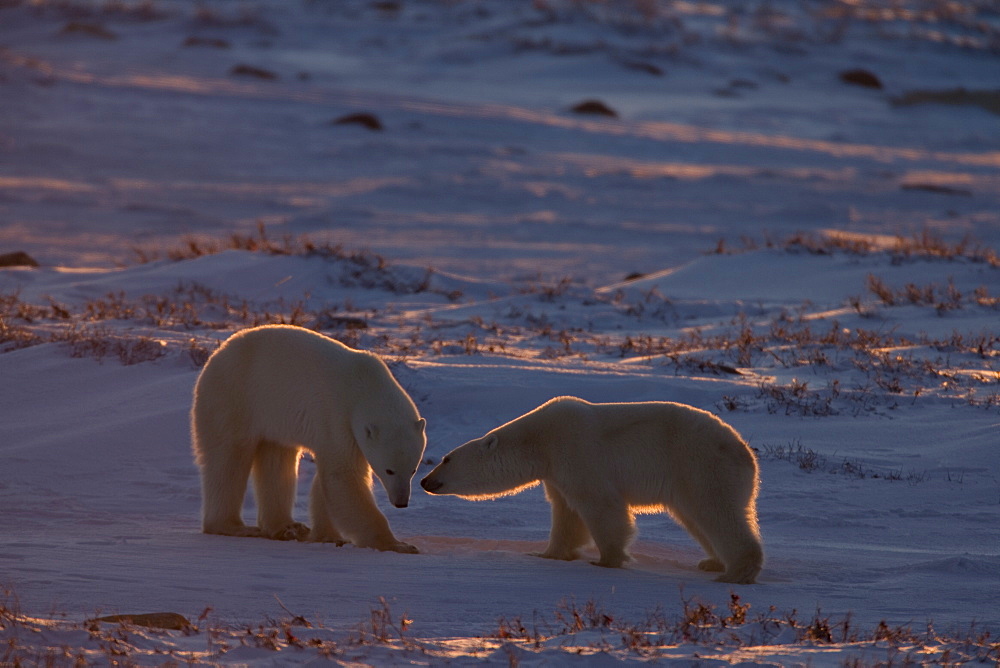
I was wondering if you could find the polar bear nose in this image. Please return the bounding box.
[394,500,408,509]
[420,476,443,493]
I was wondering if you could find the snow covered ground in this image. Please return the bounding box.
[2,0,999,664]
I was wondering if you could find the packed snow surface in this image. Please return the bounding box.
[1,0,999,664]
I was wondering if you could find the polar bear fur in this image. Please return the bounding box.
[191,325,426,554]
[420,396,763,583]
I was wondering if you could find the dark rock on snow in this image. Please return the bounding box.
[0,251,39,268]
[570,99,618,118]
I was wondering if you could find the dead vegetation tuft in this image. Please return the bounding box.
[759,440,928,483]
[488,593,998,663]
[713,231,1000,268]
[3,228,997,412]
[2,586,997,664]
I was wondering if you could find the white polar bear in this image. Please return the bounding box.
[191,325,426,554]
[421,396,763,583]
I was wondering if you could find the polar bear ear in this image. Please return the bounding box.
[483,434,499,451]
[365,424,379,440]
[416,418,426,432]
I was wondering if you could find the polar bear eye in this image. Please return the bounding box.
[385,469,395,476]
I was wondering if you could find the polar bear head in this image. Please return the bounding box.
[356,418,427,508]
[419,430,541,501]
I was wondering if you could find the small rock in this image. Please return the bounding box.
[901,183,972,197]
[891,88,1000,117]
[570,99,618,118]
[92,612,192,631]
[59,22,117,40]
[0,251,39,268]
[331,112,384,131]
[619,60,663,77]
[183,36,230,49]
[372,0,401,12]
[230,64,278,80]
[839,68,882,89]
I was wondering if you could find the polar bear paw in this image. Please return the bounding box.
[698,558,725,572]
[530,549,579,561]
[269,522,311,541]
[591,554,629,569]
[204,523,264,538]
[383,541,419,554]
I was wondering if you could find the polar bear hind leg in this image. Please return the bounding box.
[713,522,763,584]
[669,509,724,572]
[670,495,762,584]
[252,440,310,541]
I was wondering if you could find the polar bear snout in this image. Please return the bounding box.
[382,483,413,509]
[420,475,444,494]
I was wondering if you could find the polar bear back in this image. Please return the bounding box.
[507,397,756,507]
[193,325,415,454]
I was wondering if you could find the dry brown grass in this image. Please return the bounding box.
[2,586,998,666]
[713,231,1000,268]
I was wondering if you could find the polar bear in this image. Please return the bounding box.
[420,396,762,583]
[191,325,426,554]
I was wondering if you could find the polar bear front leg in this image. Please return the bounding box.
[253,441,310,541]
[534,483,591,561]
[317,469,419,554]
[308,475,346,545]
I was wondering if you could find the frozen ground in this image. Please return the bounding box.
[3,0,1000,281]
[1,0,999,665]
